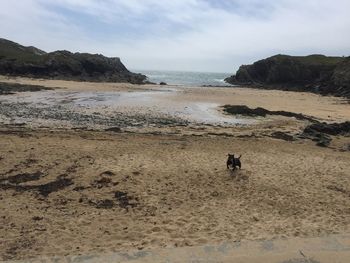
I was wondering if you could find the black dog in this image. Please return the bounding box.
[226,154,242,171]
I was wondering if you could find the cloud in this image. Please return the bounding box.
[0,0,349,72]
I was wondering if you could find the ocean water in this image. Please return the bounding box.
[135,70,233,87]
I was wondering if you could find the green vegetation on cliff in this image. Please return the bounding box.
[225,54,350,98]
[0,38,147,84]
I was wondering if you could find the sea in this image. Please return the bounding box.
[135,70,233,87]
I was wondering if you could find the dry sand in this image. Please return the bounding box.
[0,76,350,261]
[1,130,350,261]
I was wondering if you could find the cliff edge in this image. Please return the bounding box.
[0,38,147,84]
[225,54,350,98]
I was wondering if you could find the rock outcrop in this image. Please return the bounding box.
[225,54,350,98]
[0,38,147,84]
[0,82,53,95]
[301,121,350,147]
[222,105,317,122]
[303,121,350,136]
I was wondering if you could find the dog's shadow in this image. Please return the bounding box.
[227,169,250,181]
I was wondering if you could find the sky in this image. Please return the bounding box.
[0,0,349,73]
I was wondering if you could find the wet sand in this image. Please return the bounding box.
[1,76,350,127]
[0,76,350,261]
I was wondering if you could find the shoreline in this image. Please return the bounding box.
[1,76,350,129]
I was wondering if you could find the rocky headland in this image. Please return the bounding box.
[0,38,147,84]
[225,54,350,98]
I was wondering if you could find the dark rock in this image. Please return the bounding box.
[237,133,260,138]
[303,121,350,136]
[225,54,350,98]
[0,38,147,84]
[302,123,338,147]
[302,121,350,147]
[211,191,219,197]
[37,177,73,197]
[301,121,350,147]
[270,131,295,141]
[223,105,269,117]
[93,177,112,188]
[159,82,167,85]
[316,137,332,147]
[141,80,156,84]
[0,176,73,196]
[105,127,122,132]
[0,82,53,95]
[331,58,350,97]
[73,186,87,191]
[0,171,43,184]
[94,199,115,209]
[223,105,316,122]
[114,191,138,209]
[115,191,127,199]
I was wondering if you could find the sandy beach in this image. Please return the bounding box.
[0,77,350,261]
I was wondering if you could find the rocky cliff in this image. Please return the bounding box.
[0,38,147,84]
[225,54,350,98]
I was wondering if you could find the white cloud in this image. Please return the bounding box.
[0,0,349,72]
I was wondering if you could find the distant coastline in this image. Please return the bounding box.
[136,69,233,87]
